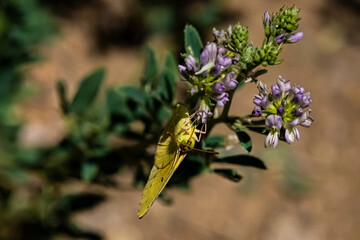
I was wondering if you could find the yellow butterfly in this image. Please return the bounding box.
[138,104,198,219]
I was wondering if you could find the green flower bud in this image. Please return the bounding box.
[226,24,249,53]
[260,40,282,66]
[271,6,301,36]
[238,44,261,70]
[264,6,301,40]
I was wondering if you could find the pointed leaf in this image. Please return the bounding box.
[81,163,99,182]
[141,46,157,88]
[236,130,252,152]
[70,68,106,114]
[184,25,203,59]
[56,79,69,114]
[168,154,207,189]
[246,126,268,135]
[106,88,134,124]
[253,69,268,78]
[213,168,242,182]
[60,221,102,240]
[204,135,226,149]
[215,155,267,170]
[157,52,177,103]
[57,193,106,213]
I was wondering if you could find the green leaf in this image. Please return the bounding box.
[16,148,42,166]
[204,135,226,149]
[56,79,69,114]
[246,126,286,142]
[60,221,102,240]
[70,68,106,114]
[213,169,242,182]
[169,154,207,189]
[114,86,152,119]
[156,105,172,122]
[237,79,245,90]
[81,163,99,182]
[57,193,106,213]
[236,130,252,152]
[215,155,267,170]
[184,25,203,59]
[253,69,268,78]
[141,46,157,88]
[116,86,147,105]
[246,126,268,135]
[106,88,130,116]
[157,52,177,103]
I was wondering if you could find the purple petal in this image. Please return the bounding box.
[277,105,284,116]
[263,11,270,26]
[252,106,262,117]
[295,128,300,140]
[288,32,303,43]
[265,133,271,148]
[199,49,209,67]
[185,55,198,72]
[206,43,218,63]
[275,34,286,44]
[190,88,197,95]
[223,72,238,90]
[213,82,226,94]
[178,65,188,78]
[277,76,291,93]
[210,64,221,76]
[293,108,303,117]
[273,134,279,148]
[271,84,282,99]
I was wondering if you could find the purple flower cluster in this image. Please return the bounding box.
[178,42,240,124]
[252,76,313,148]
[178,43,232,80]
[212,71,238,106]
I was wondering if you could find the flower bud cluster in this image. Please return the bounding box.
[252,76,313,148]
[263,6,303,44]
[178,43,240,123]
[225,24,249,53]
[214,24,261,70]
[259,40,282,66]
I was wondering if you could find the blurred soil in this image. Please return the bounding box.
[21,0,360,239]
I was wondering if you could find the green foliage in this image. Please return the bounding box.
[236,130,252,153]
[213,169,242,182]
[141,46,157,88]
[215,155,267,170]
[184,24,204,59]
[0,0,54,102]
[0,3,306,238]
[70,68,106,114]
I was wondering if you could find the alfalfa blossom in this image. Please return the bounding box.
[178,42,241,124]
[265,114,282,148]
[252,76,313,147]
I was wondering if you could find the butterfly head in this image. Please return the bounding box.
[180,138,195,152]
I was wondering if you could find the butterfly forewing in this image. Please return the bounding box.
[138,105,195,219]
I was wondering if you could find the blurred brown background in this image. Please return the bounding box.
[20,0,360,239]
